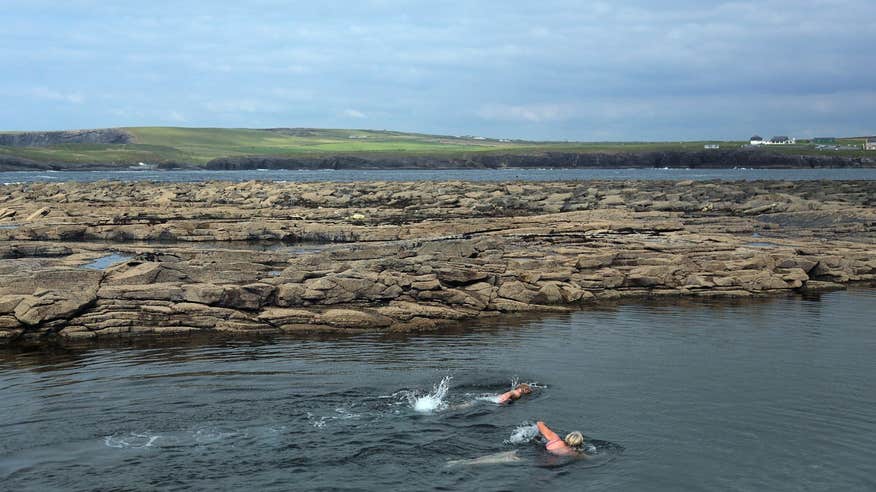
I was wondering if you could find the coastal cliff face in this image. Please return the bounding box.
[205,150,875,170]
[0,180,873,346]
[0,129,133,147]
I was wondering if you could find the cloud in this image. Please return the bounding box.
[1,1,875,138]
[28,87,85,104]
[343,109,367,119]
[477,104,575,123]
[204,100,277,113]
[167,111,188,122]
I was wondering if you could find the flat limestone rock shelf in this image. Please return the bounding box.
[0,179,874,345]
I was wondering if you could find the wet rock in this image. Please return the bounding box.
[317,309,393,329]
[257,308,316,325]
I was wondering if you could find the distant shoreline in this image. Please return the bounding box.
[2,149,875,172]
[2,127,874,170]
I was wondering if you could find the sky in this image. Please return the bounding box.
[2,0,875,140]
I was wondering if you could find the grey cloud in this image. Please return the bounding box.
[1,0,874,139]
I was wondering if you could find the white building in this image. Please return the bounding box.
[765,136,796,145]
[750,135,764,145]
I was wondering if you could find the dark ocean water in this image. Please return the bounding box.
[3,167,876,183]
[1,289,875,491]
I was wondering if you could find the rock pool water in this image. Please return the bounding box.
[1,289,874,491]
[80,253,133,270]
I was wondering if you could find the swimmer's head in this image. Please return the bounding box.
[564,431,585,448]
[515,384,532,394]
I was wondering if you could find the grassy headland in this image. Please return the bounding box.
[0,127,872,168]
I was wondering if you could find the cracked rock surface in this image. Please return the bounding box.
[0,179,873,345]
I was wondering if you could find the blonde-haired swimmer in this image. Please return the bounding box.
[536,421,586,456]
[496,383,533,404]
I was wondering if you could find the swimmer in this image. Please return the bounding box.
[536,421,587,457]
[496,383,532,404]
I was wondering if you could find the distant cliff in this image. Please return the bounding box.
[0,129,132,147]
[204,150,876,170]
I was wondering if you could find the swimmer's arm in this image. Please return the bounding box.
[536,421,561,442]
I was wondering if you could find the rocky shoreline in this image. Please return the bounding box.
[0,179,874,346]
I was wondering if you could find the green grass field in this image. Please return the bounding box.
[0,127,871,166]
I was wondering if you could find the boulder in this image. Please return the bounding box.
[576,253,617,269]
[182,283,225,305]
[25,207,50,221]
[183,283,273,310]
[626,266,680,288]
[435,267,489,286]
[14,289,97,326]
[106,262,189,285]
[417,288,487,310]
[533,283,564,304]
[496,280,539,303]
[376,301,469,321]
[275,284,305,306]
[0,295,25,313]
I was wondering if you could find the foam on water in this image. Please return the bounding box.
[475,394,503,404]
[192,426,243,444]
[306,407,362,429]
[104,432,162,449]
[505,422,539,444]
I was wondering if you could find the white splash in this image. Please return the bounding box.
[410,376,452,413]
[306,412,328,428]
[504,422,539,444]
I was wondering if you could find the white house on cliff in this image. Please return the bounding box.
[750,135,796,146]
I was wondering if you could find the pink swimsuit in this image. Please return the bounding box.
[546,439,576,456]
